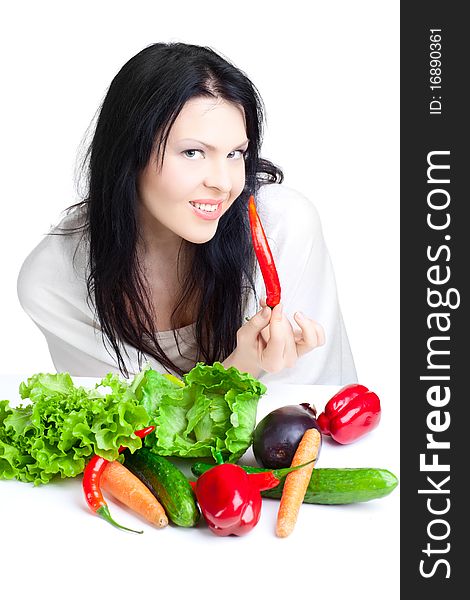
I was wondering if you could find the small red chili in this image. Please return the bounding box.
[317,384,381,444]
[248,195,281,308]
[82,426,155,532]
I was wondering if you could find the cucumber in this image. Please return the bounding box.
[191,463,398,504]
[125,448,200,526]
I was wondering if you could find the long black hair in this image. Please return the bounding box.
[67,42,283,377]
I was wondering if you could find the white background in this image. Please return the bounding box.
[0,1,399,598]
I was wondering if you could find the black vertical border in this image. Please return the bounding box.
[401,2,466,595]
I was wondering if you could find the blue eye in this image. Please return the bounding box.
[183,149,204,159]
[229,149,248,159]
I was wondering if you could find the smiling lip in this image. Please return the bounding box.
[189,199,224,221]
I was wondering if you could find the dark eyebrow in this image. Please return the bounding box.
[178,138,249,150]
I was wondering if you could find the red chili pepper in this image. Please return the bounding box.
[317,384,381,444]
[248,195,281,308]
[192,453,280,537]
[117,426,155,452]
[82,426,155,533]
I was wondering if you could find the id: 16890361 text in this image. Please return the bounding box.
[429,29,442,115]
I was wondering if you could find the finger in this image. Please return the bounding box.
[260,296,267,308]
[260,304,286,372]
[260,323,270,344]
[293,312,325,353]
[240,306,272,343]
[282,319,298,368]
[293,312,317,351]
[257,333,268,355]
[273,309,297,367]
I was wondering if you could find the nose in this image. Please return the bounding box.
[203,158,232,194]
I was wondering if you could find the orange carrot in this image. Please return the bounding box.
[101,460,168,528]
[276,428,321,538]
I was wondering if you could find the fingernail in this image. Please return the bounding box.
[262,306,270,318]
[296,311,304,320]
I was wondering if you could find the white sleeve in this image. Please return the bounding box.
[17,231,137,377]
[247,184,358,385]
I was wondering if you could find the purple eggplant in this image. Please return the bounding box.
[252,403,322,469]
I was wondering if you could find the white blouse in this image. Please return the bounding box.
[17,183,357,385]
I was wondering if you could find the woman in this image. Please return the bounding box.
[17,42,357,384]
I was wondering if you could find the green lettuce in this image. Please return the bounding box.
[0,372,148,485]
[0,363,266,485]
[133,362,266,462]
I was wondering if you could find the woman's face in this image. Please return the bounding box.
[137,96,249,246]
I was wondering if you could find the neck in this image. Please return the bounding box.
[136,206,196,287]
[138,208,183,261]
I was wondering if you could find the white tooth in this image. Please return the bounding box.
[191,202,218,212]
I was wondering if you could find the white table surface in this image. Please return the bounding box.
[0,375,400,600]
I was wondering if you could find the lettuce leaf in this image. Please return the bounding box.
[134,362,266,462]
[0,372,149,485]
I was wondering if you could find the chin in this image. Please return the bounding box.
[179,223,217,244]
[187,233,217,244]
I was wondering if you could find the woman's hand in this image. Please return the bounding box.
[222,301,325,379]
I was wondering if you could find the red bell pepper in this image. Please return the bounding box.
[192,453,280,536]
[317,384,381,444]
